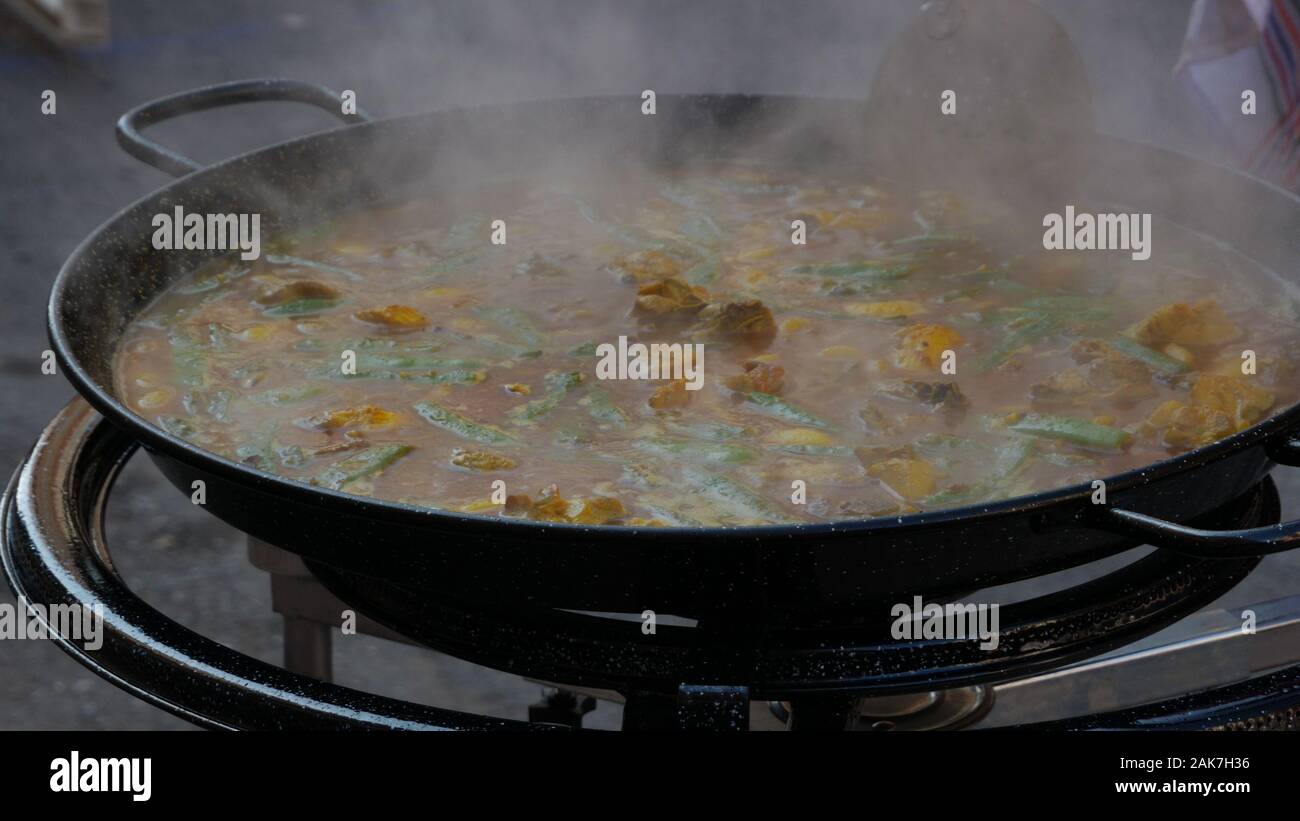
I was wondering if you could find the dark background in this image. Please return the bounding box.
[1,0,1293,729]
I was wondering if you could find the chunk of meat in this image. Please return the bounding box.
[571,496,627,525]
[1144,400,1235,449]
[501,484,625,524]
[1128,298,1239,349]
[450,449,517,471]
[692,299,777,346]
[1189,373,1274,430]
[724,360,785,394]
[648,378,691,409]
[298,405,400,431]
[876,379,969,412]
[1029,339,1154,408]
[253,278,340,306]
[633,276,708,318]
[894,323,962,370]
[354,304,428,329]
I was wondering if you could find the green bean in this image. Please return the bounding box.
[509,371,583,422]
[473,306,548,350]
[1108,335,1189,375]
[636,439,757,464]
[1008,414,1132,451]
[663,420,750,441]
[167,328,208,388]
[252,385,324,406]
[414,401,516,444]
[887,233,977,253]
[355,353,485,370]
[262,297,342,317]
[322,368,485,385]
[681,468,793,524]
[740,391,834,429]
[784,261,913,281]
[157,415,196,439]
[580,386,629,426]
[315,444,413,490]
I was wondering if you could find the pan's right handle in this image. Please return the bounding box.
[1087,430,1300,559]
[115,79,373,178]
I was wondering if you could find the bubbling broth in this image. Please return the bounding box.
[113,168,1300,526]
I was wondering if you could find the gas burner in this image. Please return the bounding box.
[6,399,1300,730]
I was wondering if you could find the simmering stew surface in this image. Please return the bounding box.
[114,168,1300,526]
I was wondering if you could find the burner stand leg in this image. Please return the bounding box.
[786,694,864,731]
[283,617,333,682]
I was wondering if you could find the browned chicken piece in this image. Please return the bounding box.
[1128,298,1239,349]
[1189,373,1274,430]
[450,449,517,471]
[632,276,708,318]
[876,379,969,413]
[1144,400,1235,449]
[724,360,786,395]
[692,299,777,346]
[531,484,571,521]
[1030,339,1155,408]
[648,378,691,409]
[502,485,625,524]
[354,304,428,329]
[297,405,400,431]
[571,496,627,525]
[253,278,340,306]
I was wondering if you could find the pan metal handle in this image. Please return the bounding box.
[1090,432,1300,559]
[115,78,373,177]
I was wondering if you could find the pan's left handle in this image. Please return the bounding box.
[1089,432,1300,558]
[115,79,373,178]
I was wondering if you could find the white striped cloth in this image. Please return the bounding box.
[1178,0,1300,191]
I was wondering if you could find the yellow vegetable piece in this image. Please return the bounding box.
[867,457,937,501]
[844,300,927,319]
[819,345,861,360]
[894,323,963,370]
[236,324,277,342]
[354,304,428,329]
[736,245,778,262]
[780,317,810,334]
[767,428,834,446]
